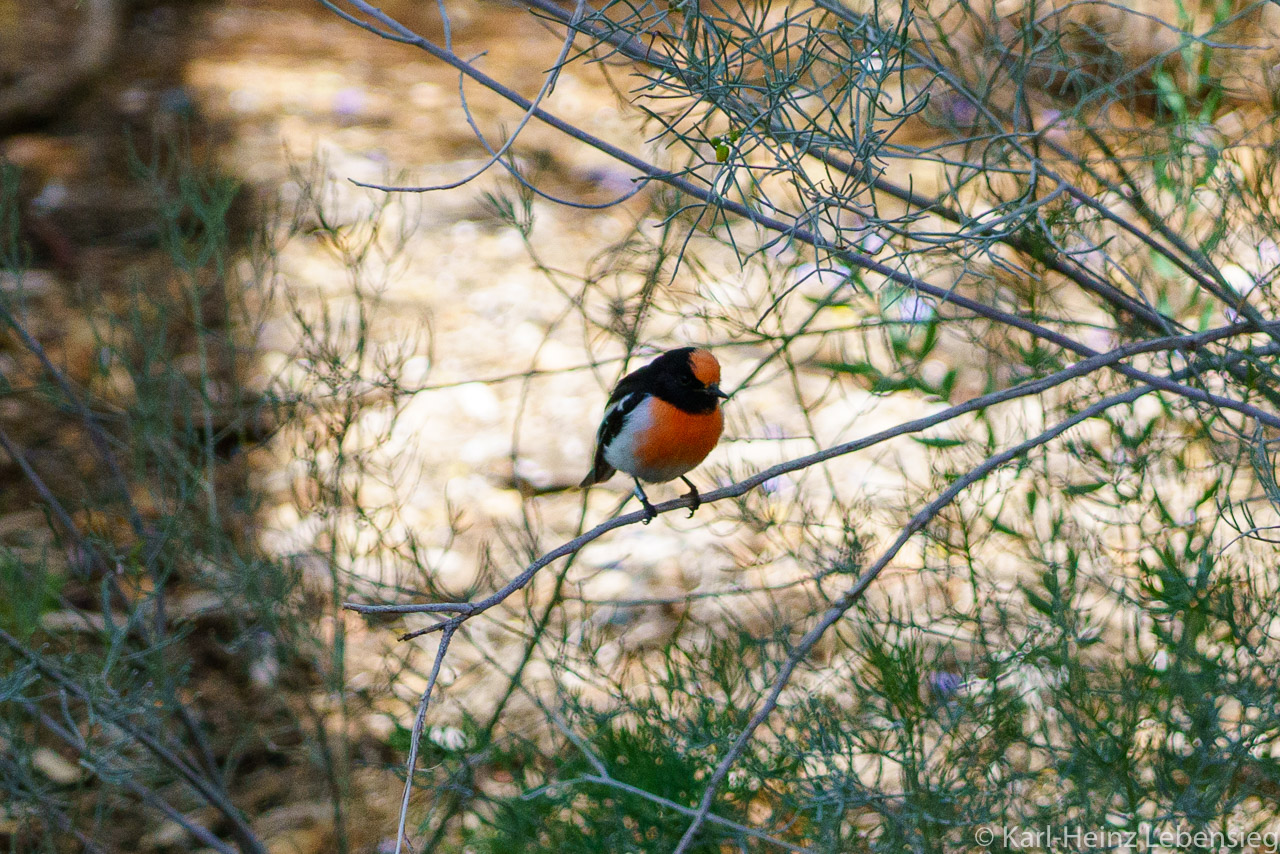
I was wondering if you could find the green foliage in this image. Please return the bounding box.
[464,634,785,852]
[0,139,363,853]
[4,0,1280,848]
[0,551,60,641]
[386,0,1280,845]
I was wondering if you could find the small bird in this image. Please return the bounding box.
[580,347,729,523]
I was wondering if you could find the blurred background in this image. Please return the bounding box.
[4,0,1280,851]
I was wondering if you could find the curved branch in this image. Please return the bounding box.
[670,381,1153,851]
[344,318,1264,626]
[519,0,1178,335]
[321,0,1280,432]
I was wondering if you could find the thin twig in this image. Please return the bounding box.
[670,382,1153,851]
[25,704,241,854]
[345,319,1269,624]
[0,303,150,542]
[393,624,457,854]
[0,629,267,854]
[317,2,1280,432]
[0,424,90,555]
[0,752,112,854]
[401,0,588,194]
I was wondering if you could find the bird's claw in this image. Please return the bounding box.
[681,477,701,517]
[632,481,660,524]
[640,500,657,524]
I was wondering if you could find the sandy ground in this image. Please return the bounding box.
[182,1,1279,845]
[6,0,1279,848]
[174,4,983,843]
[185,1,936,672]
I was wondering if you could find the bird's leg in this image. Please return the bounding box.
[632,479,657,524]
[679,475,701,517]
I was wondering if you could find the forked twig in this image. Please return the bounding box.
[346,318,1270,629]
[316,2,1280,849]
[669,382,1154,851]
[345,324,1263,846]
[393,624,458,854]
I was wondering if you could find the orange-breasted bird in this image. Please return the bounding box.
[580,347,729,523]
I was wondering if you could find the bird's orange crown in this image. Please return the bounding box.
[688,348,721,387]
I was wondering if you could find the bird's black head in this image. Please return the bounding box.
[644,347,728,413]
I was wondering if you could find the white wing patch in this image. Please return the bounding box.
[603,395,655,479]
[601,392,637,426]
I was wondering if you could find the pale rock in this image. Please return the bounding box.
[32,747,83,784]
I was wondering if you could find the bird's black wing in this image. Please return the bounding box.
[580,364,654,487]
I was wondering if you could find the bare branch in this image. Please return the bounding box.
[670,382,1154,851]
[393,625,457,854]
[346,318,1266,626]
[0,629,268,854]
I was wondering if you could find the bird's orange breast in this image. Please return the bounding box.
[630,398,723,483]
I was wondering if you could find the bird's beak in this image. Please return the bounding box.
[710,384,730,399]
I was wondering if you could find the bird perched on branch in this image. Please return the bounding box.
[580,347,729,523]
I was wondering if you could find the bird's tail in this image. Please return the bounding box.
[579,464,615,489]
